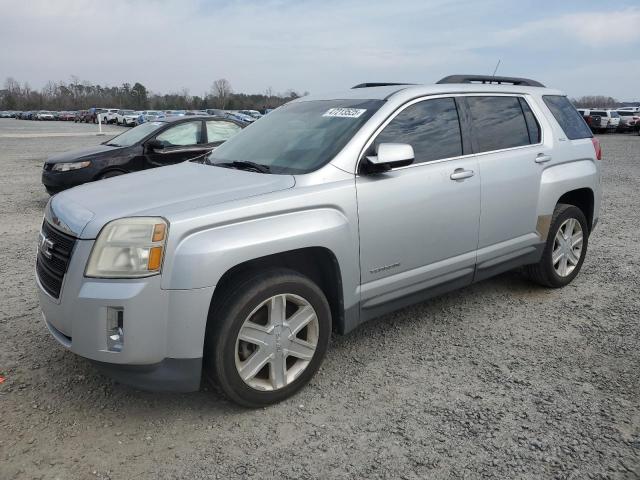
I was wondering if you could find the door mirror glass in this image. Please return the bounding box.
[364,143,414,173]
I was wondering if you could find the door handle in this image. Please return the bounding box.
[535,153,552,163]
[450,168,474,180]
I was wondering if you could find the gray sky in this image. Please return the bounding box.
[2,0,639,100]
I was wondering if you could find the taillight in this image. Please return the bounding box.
[591,137,602,161]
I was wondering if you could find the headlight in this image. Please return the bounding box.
[86,217,168,278]
[52,161,91,172]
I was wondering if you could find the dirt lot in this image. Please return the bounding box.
[0,119,638,479]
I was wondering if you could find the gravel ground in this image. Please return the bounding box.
[0,118,639,480]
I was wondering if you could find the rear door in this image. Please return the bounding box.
[462,95,546,280]
[144,120,209,168]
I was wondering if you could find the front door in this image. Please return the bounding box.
[356,97,481,316]
[145,120,209,168]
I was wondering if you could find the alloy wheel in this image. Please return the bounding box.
[552,218,583,277]
[235,293,319,391]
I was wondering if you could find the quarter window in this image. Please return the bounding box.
[466,96,531,153]
[542,95,592,140]
[156,121,202,146]
[374,97,462,164]
[206,120,242,143]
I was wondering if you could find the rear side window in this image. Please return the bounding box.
[466,96,531,153]
[206,120,242,143]
[374,97,462,164]
[542,95,592,140]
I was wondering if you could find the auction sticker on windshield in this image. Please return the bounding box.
[323,108,367,118]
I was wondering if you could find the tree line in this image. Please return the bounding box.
[570,96,635,109]
[2,77,635,112]
[0,76,306,111]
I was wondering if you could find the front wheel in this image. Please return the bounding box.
[525,204,589,288]
[204,269,331,407]
[98,170,125,180]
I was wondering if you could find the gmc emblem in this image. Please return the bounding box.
[39,232,54,259]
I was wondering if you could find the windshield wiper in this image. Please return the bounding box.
[214,161,270,173]
[104,143,121,147]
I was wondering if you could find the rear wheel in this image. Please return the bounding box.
[204,269,331,407]
[525,204,588,288]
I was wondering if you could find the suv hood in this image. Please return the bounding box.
[45,144,120,164]
[48,162,296,239]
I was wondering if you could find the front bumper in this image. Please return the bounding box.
[37,234,214,392]
[42,165,99,194]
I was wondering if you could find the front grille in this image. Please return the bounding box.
[36,221,77,298]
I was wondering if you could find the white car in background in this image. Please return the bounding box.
[617,110,640,131]
[102,108,119,124]
[36,111,55,120]
[115,109,137,126]
[578,108,620,133]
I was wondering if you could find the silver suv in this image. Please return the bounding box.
[37,75,602,407]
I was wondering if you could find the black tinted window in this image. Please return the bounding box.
[467,96,530,152]
[519,98,541,144]
[543,95,592,140]
[374,98,462,163]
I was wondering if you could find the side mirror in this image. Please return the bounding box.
[362,143,414,173]
[146,139,165,151]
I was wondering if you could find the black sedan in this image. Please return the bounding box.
[42,116,246,194]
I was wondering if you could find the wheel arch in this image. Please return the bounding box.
[94,168,128,181]
[206,247,346,334]
[557,188,594,232]
[538,160,599,237]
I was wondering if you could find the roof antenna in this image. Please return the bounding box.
[492,59,501,79]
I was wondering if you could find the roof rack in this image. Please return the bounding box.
[436,75,545,87]
[351,82,414,89]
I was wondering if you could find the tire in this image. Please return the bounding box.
[204,269,331,408]
[525,204,589,288]
[98,170,125,180]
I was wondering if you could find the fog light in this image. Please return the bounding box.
[106,307,124,352]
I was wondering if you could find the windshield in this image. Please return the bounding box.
[105,121,165,147]
[209,99,383,174]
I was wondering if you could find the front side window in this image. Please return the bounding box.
[542,95,592,140]
[206,120,242,143]
[373,97,462,164]
[156,121,202,146]
[466,96,531,153]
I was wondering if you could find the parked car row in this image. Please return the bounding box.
[578,107,640,134]
[1,108,269,126]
